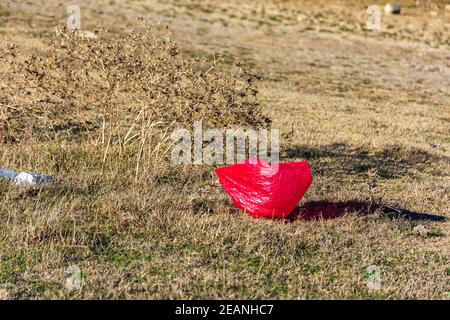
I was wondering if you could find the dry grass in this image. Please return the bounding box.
[0,0,449,299]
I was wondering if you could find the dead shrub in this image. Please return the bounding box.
[0,21,270,174]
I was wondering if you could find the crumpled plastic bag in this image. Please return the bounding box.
[0,169,53,186]
[216,158,313,219]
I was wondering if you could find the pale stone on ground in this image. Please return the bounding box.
[384,3,401,14]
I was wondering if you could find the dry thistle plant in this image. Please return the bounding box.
[0,21,270,175]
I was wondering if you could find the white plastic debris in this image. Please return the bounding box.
[76,30,98,40]
[14,172,36,186]
[66,265,82,291]
[0,168,53,186]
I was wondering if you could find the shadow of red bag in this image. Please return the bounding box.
[216,158,313,219]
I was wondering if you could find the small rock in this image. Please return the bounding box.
[0,289,8,300]
[413,225,429,236]
[297,14,306,23]
[429,11,438,17]
[385,3,401,14]
[446,5,450,13]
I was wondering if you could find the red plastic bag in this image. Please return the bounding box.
[216,158,313,219]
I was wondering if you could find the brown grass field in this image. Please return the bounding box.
[0,0,449,299]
